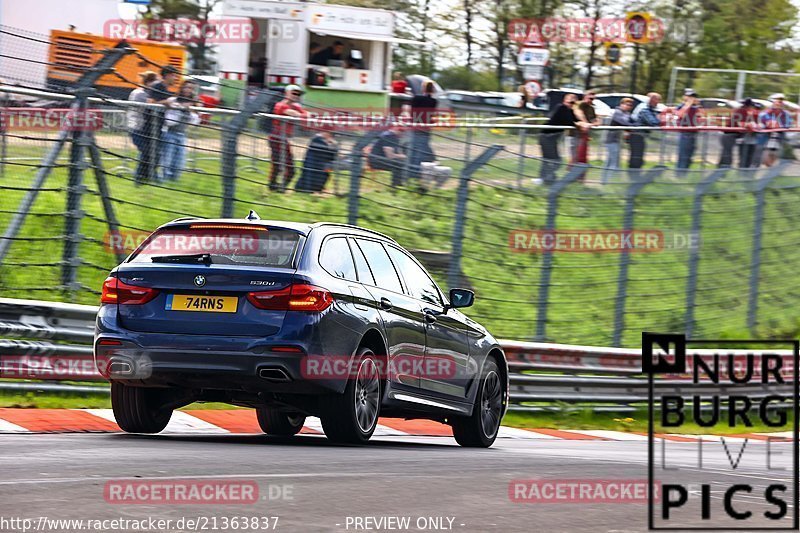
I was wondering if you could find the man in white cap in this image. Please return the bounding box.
[756,93,793,168]
[269,84,307,192]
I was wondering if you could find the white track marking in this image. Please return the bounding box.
[299,416,409,436]
[561,430,649,441]
[497,427,557,439]
[83,409,228,434]
[0,418,30,433]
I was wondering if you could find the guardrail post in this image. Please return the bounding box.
[611,167,663,347]
[534,163,587,341]
[448,144,504,290]
[221,90,280,218]
[747,163,786,333]
[684,168,727,338]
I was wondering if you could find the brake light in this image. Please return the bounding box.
[247,283,333,312]
[100,276,159,305]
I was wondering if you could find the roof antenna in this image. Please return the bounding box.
[246,210,260,221]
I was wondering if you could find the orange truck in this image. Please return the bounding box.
[46,29,187,98]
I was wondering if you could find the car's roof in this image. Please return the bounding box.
[158,217,396,242]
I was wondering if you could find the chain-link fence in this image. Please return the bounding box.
[3,28,800,349]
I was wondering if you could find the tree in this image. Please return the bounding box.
[141,0,221,73]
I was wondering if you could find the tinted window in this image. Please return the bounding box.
[355,239,402,293]
[386,246,442,306]
[319,237,356,280]
[348,238,375,285]
[129,226,301,267]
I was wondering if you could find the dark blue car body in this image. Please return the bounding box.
[95,217,507,445]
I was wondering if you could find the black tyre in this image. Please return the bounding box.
[321,347,381,444]
[111,382,172,434]
[256,408,306,436]
[452,358,504,448]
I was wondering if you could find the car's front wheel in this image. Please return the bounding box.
[452,358,504,447]
[256,408,306,436]
[111,382,172,434]
[321,347,381,444]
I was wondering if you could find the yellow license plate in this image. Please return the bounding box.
[167,294,238,313]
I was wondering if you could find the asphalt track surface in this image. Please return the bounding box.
[0,432,795,532]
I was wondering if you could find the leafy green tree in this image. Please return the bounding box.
[142,0,220,73]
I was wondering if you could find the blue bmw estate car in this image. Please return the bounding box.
[94,213,507,447]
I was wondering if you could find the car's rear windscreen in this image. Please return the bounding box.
[128,225,303,268]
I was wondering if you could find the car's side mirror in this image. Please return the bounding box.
[445,288,474,311]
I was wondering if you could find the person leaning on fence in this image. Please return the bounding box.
[675,89,704,174]
[538,93,580,185]
[127,70,158,183]
[630,92,662,173]
[368,126,407,188]
[407,80,438,188]
[602,98,636,184]
[757,93,793,168]
[159,80,200,182]
[720,98,759,169]
[295,128,338,194]
[572,90,600,180]
[268,84,308,192]
[136,65,179,185]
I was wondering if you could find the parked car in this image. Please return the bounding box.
[95,214,508,447]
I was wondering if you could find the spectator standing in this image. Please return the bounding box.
[160,80,199,182]
[295,128,338,194]
[368,127,407,187]
[538,93,580,185]
[136,66,179,185]
[408,80,438,187]
[572,90,600,179]
[127,70,158,182]
[675,89,703,174]
[757,93,793,168]
[269,84,307,192]
[630,92,662,174]
[602,98,635,184]
[734,99,760,168]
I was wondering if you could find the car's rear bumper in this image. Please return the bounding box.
[94,305,349,394]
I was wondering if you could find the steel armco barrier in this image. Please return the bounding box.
[0,298,794,413]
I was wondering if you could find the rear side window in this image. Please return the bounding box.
[349,238,375,285]
[128,225,301,268]
[319,237,357,281]
[386,246,442,306]
[355,239,402,293]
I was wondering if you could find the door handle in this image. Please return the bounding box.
[379,297,393,310]
[424,310,437,324]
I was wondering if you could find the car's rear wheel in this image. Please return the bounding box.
[321,347,381,444]
[256,407,306,436]
[452,359,504,447]
[111,382,172,434]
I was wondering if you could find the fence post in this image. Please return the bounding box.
[347,129,385,226]
[611,167,663,347]
[534,163,587,340]
[61,88,92,292]
[448,144,504,290]
[747,163,786,333]
[220,90,279,218]
[684,168,727,338]
[516,128,526,189]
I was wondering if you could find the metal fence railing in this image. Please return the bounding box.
[4,26,800,348]
[1,298,795,413]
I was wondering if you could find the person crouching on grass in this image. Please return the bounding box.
[269,84,308,193]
